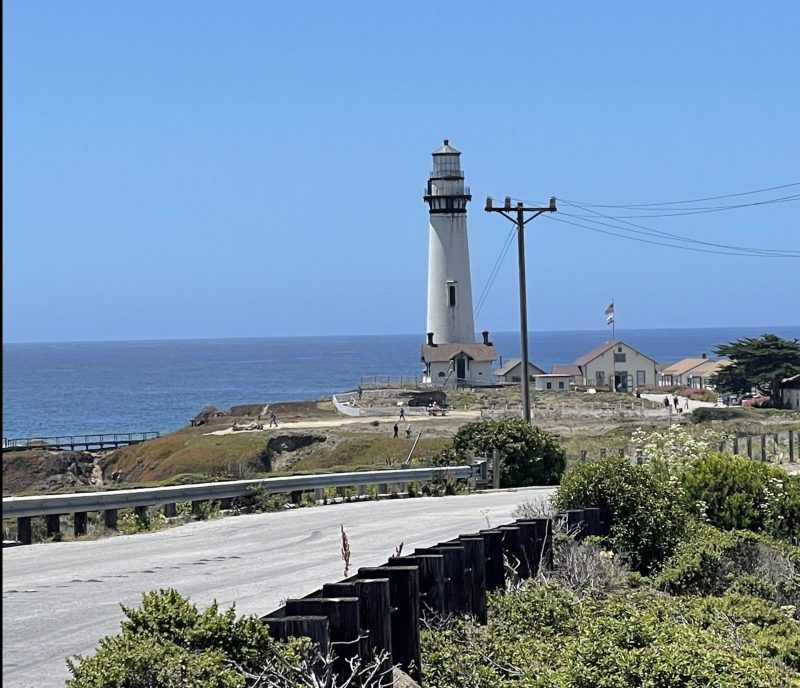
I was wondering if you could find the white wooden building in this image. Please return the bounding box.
[494,358,546,384]
[572,340,659,392]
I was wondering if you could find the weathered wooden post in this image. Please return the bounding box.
[434,543,470,613]
[498,525,527,580]
[747,435,753,459]
[790,430,796,462]
[284,597,360,680]
[45,514,60,538]
[774,433,780,463]
[582,508,601,536]
[566,509,587,541]
[104,508,118,530]
[492,449,501,489]
[761,434,767,462]
[600,448,607,459]
[580,450,587,462]
[388,554,445,616]
[733,435,739,455]
[458,536,487,623]
[74,511,88,537]
[358,565,421,684]
[135,505,148,520]
[513,521,539,578]
[598,505,611,536]
[477,529,506,591]
[191,500,207,516]
[262,615,330,654]
[17,517,32,545]
[323,579,393,683]
[218,498,233,510]
[163,503,177,518]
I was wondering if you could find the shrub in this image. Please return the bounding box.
[681,452,800,541]
[67,589,295,687]
[656,524,761,596]
[421,580,800,687]
[553,456,688,573]
[446,418,566,487]
[691,406,746,423]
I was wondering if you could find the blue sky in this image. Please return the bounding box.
[4,1,799,343]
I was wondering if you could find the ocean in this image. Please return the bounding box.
[3,326,799,440]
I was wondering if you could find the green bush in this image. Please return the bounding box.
[553,456,688,573]
[681,452,800,541]
[421,581,800,687]
[691,407,747,423]
[656,524,761,596]
[446,418,566,487]
[66,589,300,688]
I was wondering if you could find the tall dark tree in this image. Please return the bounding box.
[711,334,800,406]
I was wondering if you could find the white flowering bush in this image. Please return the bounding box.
[630,424,725,481]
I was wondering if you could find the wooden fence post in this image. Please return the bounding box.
[790,430,796,462]
[433,544,470,614]
[284,597,360,681]
[458,536,487,623]
[566,510,588,541]
[388,554,445,616]
[774,433,780,462]
[747,435,753,459]
[477,529,506,591]
[733,436,739,455]
[163,503,177,518]
[498,525,527,580]
[582,508,601,536]
[262,615,330,654]
[761,434,767,462]
[492,449,501,489]
[358,565,421,685]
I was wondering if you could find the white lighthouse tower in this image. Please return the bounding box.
[424,140,475,344]
[421,140,496,387]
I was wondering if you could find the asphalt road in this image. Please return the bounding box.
[2,487,553,688]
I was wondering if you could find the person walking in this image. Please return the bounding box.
[663,396,670,409]
[393,423,399,439]
[673,395,679,409]
[406,424,412,439]
[399,407,406,421]
[269,411,278,428]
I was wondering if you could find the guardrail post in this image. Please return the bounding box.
[74,512,88,537]
[358,565,420,685]
[218,498,232,510]
[191,500,207,516]
[378,483,389,497]
[163,503,177,518]
[284,597,360,680]
[104,509,118,530]
[135,505,148,520]
[45,514,61,538]
[17,517,32,545]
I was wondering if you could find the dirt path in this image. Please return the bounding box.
[205,409,482,435]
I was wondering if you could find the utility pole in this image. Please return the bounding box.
[485,196,557,423]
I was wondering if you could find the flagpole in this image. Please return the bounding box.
[612,299,615,342]
[611,299,616,392]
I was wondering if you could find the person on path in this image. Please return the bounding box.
[393,423,399,438]
[357,385,363,400]
[663,396,670,409]
[673,395,679,409]
[269,411,278,428]
[685,398,690,410]
[399,407,406,420]
[406,424,412,439]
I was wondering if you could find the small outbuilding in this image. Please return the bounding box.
[494,358,546,384]
[781,374,800,410]
[533,374,573,392]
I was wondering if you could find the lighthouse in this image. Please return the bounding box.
[424,140,475,344]
[421,140,496,387]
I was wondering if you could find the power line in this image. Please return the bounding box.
[556,200,800,257]
[560,182,800,208]
[560,194,800,218]
[474,225,516,318]
[546,214,799,258]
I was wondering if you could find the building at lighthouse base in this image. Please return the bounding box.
[421,331,497,388]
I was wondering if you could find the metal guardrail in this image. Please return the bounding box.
[1,465,476,520]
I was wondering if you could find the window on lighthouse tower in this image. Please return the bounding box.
[447,282,457,308]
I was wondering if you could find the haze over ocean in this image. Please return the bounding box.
[3,326,798,439]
